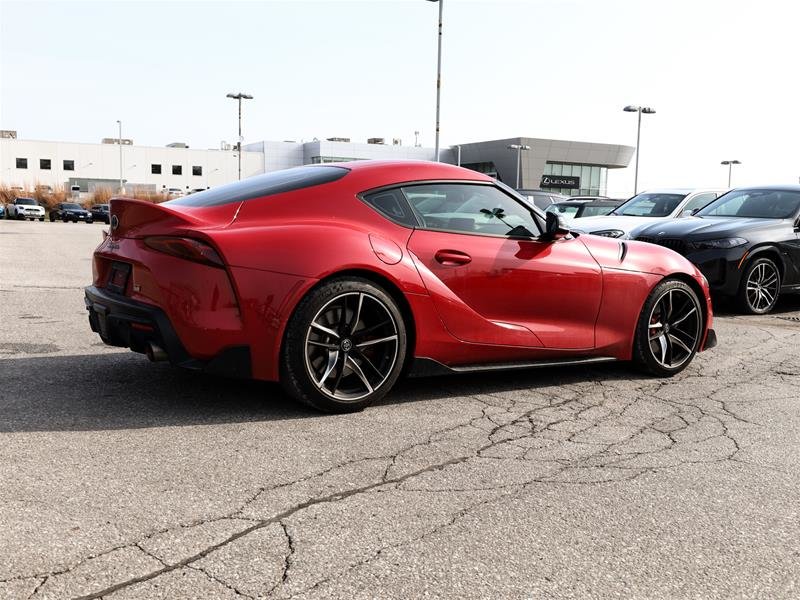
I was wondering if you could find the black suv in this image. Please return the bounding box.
[50,202,93,223]
[634,186,800,314]
[90,204,110,224]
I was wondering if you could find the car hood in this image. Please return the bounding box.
[633,216,791,240]
[19,205,44,211]
[571,215,676,237]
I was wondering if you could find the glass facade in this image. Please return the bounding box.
[542,162,608,197]
[311,156,363,164]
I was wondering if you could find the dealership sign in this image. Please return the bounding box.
[540,175,580,189]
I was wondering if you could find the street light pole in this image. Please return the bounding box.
[720,160,741,187]
[623,105,656,194]
[116,120,123,194]
[226,92,253,180]
[507,144,530,189]
[427,0,443,162]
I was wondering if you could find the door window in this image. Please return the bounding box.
[403,183,540,238]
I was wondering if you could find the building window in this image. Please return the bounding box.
[40,159,52,170]
[151,164,161,174]
[63,160,75,171]
[16,158,27,169]
[310,156,360,164]
[192,165,202,176]
[172,165,182,175]
[543,162,608,197]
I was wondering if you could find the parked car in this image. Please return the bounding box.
[572,188,724,239]
[163,188,185,199]
[634,186,800,314]
[90,204,111,224]
[546,198,624,222]
[85,161,716,413]
[516,189,570,211]
[5,197,45,221]
[50,202,93,223]
[0,204,5,219]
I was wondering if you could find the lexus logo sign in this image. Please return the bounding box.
[540,175,580,189]
[110,214,119,230]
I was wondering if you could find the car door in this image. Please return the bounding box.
[403,182,603,349]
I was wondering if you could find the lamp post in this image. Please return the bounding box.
[226,92,253,180]
[116,120,123,194]
[507,144,530,189]
[427,0,443,162]
[720,160,741,188]
[623,105,655,194]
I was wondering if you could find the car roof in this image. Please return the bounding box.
[638,188,724,195]
[729,184,800,192]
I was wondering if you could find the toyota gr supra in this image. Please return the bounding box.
[85,161,716,412]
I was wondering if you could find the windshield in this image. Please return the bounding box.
[63,203,82,210]
[697,189,800,219]
[16,198,36,206]
[614,192,687,217]
[580,204,617,218]
[546,204,579,220]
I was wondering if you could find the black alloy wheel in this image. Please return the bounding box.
[737,257,780,315]
[281,277,407,413]
[633,279,703,376]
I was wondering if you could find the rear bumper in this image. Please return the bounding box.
[84,285,251,379]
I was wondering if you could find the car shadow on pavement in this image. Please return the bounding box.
[0,351,639,434]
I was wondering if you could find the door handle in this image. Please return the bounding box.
[435,249,472,266]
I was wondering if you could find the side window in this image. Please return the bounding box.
[361,189,418,227]
[402,183,539,238]
[683,192,717,213]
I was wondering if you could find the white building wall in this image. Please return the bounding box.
[0,139,264,192]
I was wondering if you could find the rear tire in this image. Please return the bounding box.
[633,279,703,377]
[281,277,407,413]
[736,257,780,314]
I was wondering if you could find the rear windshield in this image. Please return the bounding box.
[167,165,349,207]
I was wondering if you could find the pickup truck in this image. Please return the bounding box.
[5,197,45,221]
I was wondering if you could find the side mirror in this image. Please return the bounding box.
[541,211,568,241]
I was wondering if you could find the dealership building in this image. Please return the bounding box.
[0,132,633,197]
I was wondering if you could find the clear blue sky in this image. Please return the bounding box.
[1,0,798,195]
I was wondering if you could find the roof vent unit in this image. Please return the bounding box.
[392,138,402,146]
[326,137,350,143]
[367,137,385,145]
[0,130,17,139]
[167,142,188,148]
[220,141,232,151]
[102,138,133,145]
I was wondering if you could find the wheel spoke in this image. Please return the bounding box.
[657,334,668,364]
[668,333,692,355]
[352,348,384,380]
[330,351,347,394]
[338,294,349,331]
[317,350,339,387]
[346,355,373,393]
[671,306,696,327]
[350,293,364,331]
[352,319,392,341]
[356,334,398,348]
[307,340,338,350]
[311,322,340,339]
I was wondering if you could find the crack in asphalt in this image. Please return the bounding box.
[4,318,797,599]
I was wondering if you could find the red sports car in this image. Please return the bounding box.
[86,161,716,412]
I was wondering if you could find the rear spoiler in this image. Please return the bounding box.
[108,197,206,239]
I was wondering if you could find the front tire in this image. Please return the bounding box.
[737,257,780,314]
[633,279,703,377]
[281,277,407,413]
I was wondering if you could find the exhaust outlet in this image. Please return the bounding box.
[145,342,168,362]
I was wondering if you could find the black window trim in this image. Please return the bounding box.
[358,180,545,239]
[16,157,28,169]
[63,159,75,171]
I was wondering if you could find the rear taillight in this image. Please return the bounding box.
[144,236,225,268]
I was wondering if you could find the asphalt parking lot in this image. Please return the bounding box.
[1,219,799,600]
